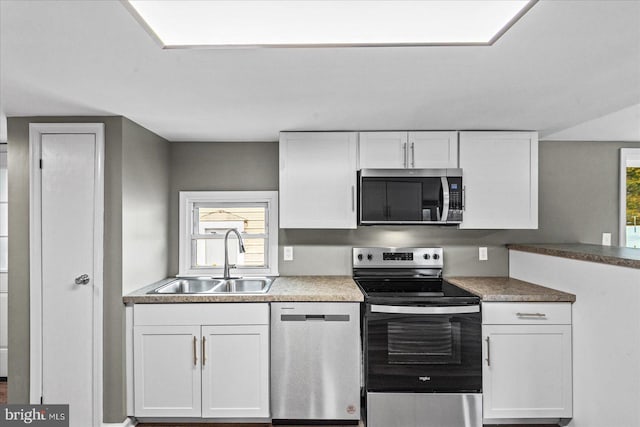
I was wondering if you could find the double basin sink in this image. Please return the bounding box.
[149,277,274,294]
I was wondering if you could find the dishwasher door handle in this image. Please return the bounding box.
[280,314,351,322]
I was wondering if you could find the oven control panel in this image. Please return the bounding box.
[353,247,443,268]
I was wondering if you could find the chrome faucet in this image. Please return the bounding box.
[223,228,246,279]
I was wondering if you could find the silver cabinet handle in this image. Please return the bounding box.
[411,142,415,168]
[351,185,355,212]
[75,274,90,285]
[516,312,547,318]
[486,336,491,367]
[202,336,206,366]
[193,336,198,366]
[402,143,407,168]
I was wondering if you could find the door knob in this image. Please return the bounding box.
[75,274,90,285]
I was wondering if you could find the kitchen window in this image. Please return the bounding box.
[620,149,640,248]
[179,191,278,276]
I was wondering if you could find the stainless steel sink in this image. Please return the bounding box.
[150,278,224,294]
[211,278,273,293]
[148,277,273,294]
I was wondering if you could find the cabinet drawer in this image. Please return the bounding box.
[482,302,571,325]
[134,303,269,326]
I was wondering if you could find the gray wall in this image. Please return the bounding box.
[168,142,279,274]
[115,118,170,421]
[6,117,170,423]
[122,118,170,294]
[169,140,640,277]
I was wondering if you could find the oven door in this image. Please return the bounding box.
[366,303,481,393]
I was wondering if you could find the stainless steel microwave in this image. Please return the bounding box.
[358,168,463,225]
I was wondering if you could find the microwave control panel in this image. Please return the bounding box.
[448,177,463,222]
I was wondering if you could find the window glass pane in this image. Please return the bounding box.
[193,237,266,268]
[626,167,640,248]
[197,206,265,235]
[0,236,7,271]
[0,203,6,236]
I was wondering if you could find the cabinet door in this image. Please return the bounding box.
[459,131,538,229]
[133,325,201,417]
[279,132,357,228]
[359,132,408,169]
[408,131,458,168]
[483,324,572,419]
[201,325,270,418]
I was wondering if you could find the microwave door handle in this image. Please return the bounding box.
[441,177,450,222]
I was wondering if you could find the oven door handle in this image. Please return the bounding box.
[370,304,480,315]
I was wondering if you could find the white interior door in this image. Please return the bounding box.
[30,124,104,427]
[41,133,95,423]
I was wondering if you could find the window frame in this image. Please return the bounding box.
[0,144,7,273]
[619,148,640,247]
[179,191,279,277]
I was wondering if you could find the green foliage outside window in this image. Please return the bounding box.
[628,167,640,225]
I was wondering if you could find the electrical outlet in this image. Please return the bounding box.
[479,247,488,261]
[602,233,612,246]
[284,246,294,261]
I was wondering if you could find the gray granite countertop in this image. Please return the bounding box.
[446,276,576,302]
[123,275,364,304]
[508,243,640,270]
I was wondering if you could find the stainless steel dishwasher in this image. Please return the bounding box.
[271,302,361,422]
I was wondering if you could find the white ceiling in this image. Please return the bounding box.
[542,103,640,141]
[1,0,639,142]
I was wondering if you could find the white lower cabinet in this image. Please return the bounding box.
[482,302,573,422]
[132,303,269,419]
[134,325,202,417]
[201,324,269,418]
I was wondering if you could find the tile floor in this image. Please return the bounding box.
[0,386,556,427]
[138,423,362,427]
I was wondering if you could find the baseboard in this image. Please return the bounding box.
[102,417,137,427]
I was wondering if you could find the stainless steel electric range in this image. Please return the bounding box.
[353,247,482,427]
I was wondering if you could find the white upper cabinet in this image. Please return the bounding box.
[279,132,358,229]
[359,132,408,169]
[359,131,458,169]
[459,131,538,229]
[408,131,458,169]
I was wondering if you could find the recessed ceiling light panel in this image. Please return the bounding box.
[124,0,537,48]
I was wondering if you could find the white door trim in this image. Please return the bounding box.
[29,123,105,426]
